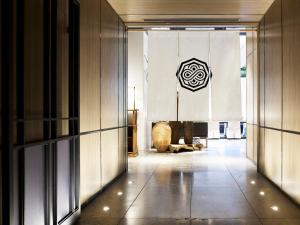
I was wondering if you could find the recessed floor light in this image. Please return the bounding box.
[103,206,110,212]
[271,206,279,211]
[117,191,123,196]
[259,191,265,196]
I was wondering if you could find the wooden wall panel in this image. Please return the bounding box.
[253,125,258,163]
[80,133,101,203]
[246,31,253,57]
[247,30,258,165]
[24,0,44,142]
[119,20,125,127]
[101,130,119,187]
[80,0,101,133]
[101,0,119,129]
[282,0,300,132]
[253,31,258,51]
[0,11,2,219]
[107,0,274,17]
[253,49,259,125]
[282,132,300,203]
[79,0,127,205]
[258,0,300,205]
[258,128,265,174]
[246,124,254,161]
[264,129,282,187]
[264,0,282,129]
[246,52,254,124]
[118,128,126,174]
[259,19,265,126]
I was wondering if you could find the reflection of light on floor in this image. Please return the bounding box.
[117,191,123,196]
[271,206,279,211]
[251,180,256,185]
[103,206,110,212]
[259,191,265,196]
[128,181,133,185]
[128,140,249,174]
[129,142,250,171]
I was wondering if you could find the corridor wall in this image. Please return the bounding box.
[258,0,300,205]
[80,0,127,203]
[0,0,127,224]
[246,30,259,163]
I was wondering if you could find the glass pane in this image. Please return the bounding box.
[57,140,71,221]
[24,145,46,225]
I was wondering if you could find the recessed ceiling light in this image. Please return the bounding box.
[103,206,110,212]
[271,206,279,211]
[250,180,256,184]
[259,191,265,196]
[117,191,123,196]
[185,27,215,31]
[151,27,170,31]
[128,181,133,185]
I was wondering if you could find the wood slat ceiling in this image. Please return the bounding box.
[107,0,275,25]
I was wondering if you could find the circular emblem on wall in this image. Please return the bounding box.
[176,58,212,92]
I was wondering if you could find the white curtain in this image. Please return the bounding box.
[178,31,210,121]
[147,31,242,122]
[147,31,178,121]
[210,31,242,121]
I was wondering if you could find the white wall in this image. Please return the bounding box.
[128,31,148,150]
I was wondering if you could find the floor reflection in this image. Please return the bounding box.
[76,140,300,225]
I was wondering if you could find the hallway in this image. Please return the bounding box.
[76,140,300,225]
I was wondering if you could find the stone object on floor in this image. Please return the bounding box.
[169,143,203,153]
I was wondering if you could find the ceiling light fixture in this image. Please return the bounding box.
[271,206,279,211]
[151,27,170,31]
[185,27,215,31]
[117,191,123,196]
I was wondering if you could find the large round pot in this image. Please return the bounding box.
[152,122,171,152]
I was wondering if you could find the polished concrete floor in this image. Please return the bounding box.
[76,140,300,225]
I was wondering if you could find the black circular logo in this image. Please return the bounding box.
[176,58,212,92]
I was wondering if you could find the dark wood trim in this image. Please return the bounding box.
[259,125,300,136]
[16,0,25,224]
[2,0,15,223]
[1,0,15,224]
